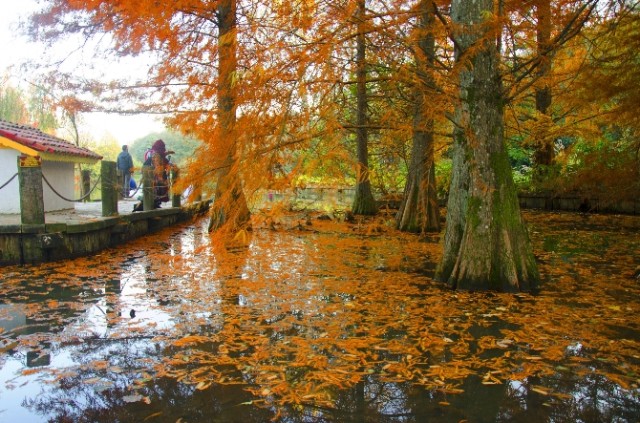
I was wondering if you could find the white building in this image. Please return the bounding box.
[0,119,102,214]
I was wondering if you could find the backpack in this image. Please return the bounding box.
[144,148,153,162]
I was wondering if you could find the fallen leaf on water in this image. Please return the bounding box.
[195,381,211,390]
[144,411,163,421]
[531,386,549,395]
[122,394,144,403]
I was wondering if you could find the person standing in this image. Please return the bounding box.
[145,139,175,207]
[116,144,134,198]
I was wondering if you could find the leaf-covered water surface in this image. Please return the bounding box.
[0,210,639,422]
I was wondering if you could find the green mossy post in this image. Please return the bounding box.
[101,160,118,217]
[81,169,91,202]
[142,165,155,211]
[171,168,181,208]
[18,156,45,225]
[436,0,539,292]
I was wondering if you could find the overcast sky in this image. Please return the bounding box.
[0,0,165,145]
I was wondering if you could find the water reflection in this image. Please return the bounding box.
[0,213,638,422]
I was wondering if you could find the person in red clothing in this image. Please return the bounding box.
[145,139,175,207]
[134,139,175,211]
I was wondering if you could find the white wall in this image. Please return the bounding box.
[0,150,76,214]
[42,161,75,212]
[0,149,20,214]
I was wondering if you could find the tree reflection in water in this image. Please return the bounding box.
[0,211,638,422]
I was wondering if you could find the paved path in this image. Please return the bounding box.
[0,198,173,226]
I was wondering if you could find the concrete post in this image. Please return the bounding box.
[171,168,181,208]
[142,165,155,211]
[81,169,91,202]
[101,160,118,216]
[18,155,45,225]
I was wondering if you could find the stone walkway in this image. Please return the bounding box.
[0,198,173,227]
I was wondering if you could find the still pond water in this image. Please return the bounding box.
[0,211,639,422]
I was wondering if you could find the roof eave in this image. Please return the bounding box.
[0,135,102,164]
[39,151,102,164]
[0,135,40,156]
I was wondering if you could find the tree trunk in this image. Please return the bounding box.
[533,0,554,183]
[436,0,539,292]
[351,0,377,216]
[209,158,250,232]
[396,0,440,234]
[209,0,250,232]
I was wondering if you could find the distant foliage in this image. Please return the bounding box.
[0,81,58,132]
[0,83,28,123]
[129,131,201,167]
[549,136,640,204]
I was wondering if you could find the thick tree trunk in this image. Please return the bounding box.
[436,0,539,292]
[209,158,250,232]
[209,0,250,232]
[351,0,377,216]
[533,0,554,183]
[396,134,440,233]
[397,0,440,233]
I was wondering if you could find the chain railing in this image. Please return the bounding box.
[42,173,102,202]
[0,171,106,203]
[3,168,177,205]
[0,173,18,191]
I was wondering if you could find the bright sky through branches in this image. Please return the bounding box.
[0,0,165,145]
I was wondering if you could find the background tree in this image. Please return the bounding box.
[545,1,640,205]
[0,80,58,132]
[396,0,441,234]
[130,131,201,168]
[351,0,378,215]
[500,0,598,191]
[0,82,28,123]
[532,0,554,183]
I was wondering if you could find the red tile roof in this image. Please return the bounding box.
[0,119,102,161]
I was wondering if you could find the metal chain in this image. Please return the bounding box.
[0,173,18,191]
[42,173,102,202]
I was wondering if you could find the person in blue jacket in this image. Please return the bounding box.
[116,145,134,197]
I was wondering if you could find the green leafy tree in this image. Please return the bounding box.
[0,82,28,123]
[0,81,57,132]
[130,131,201,168]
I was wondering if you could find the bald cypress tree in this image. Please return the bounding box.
[436,0,539,292]
[396,0,440,234]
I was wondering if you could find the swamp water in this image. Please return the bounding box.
[0,210,639,422]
